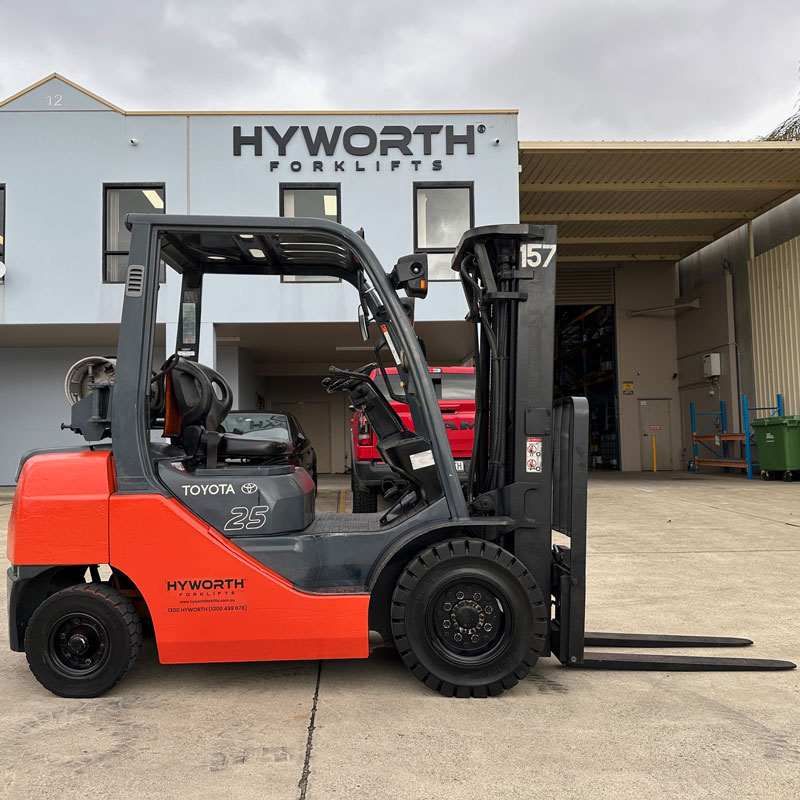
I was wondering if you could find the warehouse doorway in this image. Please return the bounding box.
[638,398,673,471]
[553,304,619,469]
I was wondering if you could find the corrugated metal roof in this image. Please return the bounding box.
[519,142,800,263]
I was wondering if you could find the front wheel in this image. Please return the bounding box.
[24,583,142,698]
[391,539,548,697]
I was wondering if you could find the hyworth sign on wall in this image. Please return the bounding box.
[232,123,483,173]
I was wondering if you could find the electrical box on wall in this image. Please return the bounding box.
[703,352,721,378]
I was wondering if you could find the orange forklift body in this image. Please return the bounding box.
[10,451,369,664]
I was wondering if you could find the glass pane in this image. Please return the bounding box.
[0,186,4,258]
[435,374,476,400]
[416,187,470,249]
[373,371,405,399]
[223,413,291,441]
[105,254,129,283]
[426,253,458,281]
[105,186,165,252]
[281,187,339,282]
[283,188,338,221]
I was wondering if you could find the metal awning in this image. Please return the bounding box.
[518,141,800,263]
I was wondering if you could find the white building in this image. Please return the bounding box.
[0,75,518,482]
[2,74,800,484]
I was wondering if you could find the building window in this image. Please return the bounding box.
[104,184,165,283]
[280,184,340,283]
[414,183,474,281]
[0,185,5,265]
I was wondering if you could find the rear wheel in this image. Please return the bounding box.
[391,539,548,697]
[24,583,142,698]
[351,471,378,513]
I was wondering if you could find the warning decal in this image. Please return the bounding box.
[526,437,543,473]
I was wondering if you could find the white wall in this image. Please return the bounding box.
[0,347,112,482]
[0,85,519,328]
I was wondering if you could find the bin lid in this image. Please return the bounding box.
[751,415,800,427]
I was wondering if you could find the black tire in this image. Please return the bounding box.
[391,538,548,697]
[351,471,378,513]
[24,583,142,698]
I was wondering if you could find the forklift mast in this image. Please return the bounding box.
[452,224,587,665]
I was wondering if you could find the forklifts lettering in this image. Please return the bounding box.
[7,216,794,699]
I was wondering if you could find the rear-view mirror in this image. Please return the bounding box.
[390,254,428,299]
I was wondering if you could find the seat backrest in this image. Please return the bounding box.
[169,358,233,452]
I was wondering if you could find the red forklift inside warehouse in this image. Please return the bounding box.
[6,215,795,700]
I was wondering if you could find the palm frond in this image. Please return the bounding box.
[763,109,800,141]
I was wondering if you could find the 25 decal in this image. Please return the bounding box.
[224,505,270,531]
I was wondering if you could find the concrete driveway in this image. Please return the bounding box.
[0,472,798,799]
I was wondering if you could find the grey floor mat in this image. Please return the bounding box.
[304,512,383,533]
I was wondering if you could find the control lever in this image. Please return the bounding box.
[323,363,380,394]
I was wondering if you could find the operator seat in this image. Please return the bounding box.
[166,357,293,467]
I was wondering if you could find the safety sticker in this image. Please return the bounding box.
[409,449,435,470]
[380,324,402,366]
[526,437,543,473]
[181,303,197,343]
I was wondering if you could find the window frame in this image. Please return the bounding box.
[103,182,166,284]
[279,183,342,284]
[412,181,475,282]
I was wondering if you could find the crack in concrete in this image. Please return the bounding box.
[297,661,322,800]
[633,490,798,528]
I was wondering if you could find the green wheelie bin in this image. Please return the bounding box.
[752,415,800,481]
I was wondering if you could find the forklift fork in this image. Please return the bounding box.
[550,397,796,673]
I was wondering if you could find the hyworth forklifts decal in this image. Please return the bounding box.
[166,578,248,615]
[166,578,246,592]
[233,123,484,173]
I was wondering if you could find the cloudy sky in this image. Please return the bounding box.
[2,0,799,140]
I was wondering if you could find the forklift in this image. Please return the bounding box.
[6,217,795,698]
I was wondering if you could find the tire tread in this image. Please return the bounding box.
[391,538,545,698]
[25,582,142,698]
